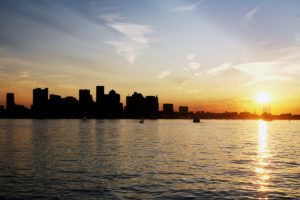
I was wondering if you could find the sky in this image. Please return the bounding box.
[0,0,300,114]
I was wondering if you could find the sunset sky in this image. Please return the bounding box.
[0,0,300,114]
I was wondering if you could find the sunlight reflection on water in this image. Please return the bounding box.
[256,120,271,195]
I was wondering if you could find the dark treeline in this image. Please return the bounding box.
[0,85,299,120]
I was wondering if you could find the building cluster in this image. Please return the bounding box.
[0,85,188,119]
[0,85,299,120]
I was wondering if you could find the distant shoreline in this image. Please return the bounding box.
[0,117,298,120]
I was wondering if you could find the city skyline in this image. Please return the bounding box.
[1,85,299,120]
[1,0,300,114]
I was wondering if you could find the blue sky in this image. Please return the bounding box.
[0,0,300,113]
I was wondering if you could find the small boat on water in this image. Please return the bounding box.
[193,117,200,123]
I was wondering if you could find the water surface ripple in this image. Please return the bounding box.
[0,119,299,199]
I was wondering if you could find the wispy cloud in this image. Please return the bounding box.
[234,62,291,86]
[108,22,153,45]
[207,39,300,86]
[206,63,231,75]
[244,6,260,21]
[105,40,144,64]
[98,13,126,22]
[172,1,204,12]
[194,72,201,77]
[241,6,260,31]
[185,54,201,71]
[157,70,171,78]
[105,15,154,64]
[207,61,292,86]
[257,40,273,46]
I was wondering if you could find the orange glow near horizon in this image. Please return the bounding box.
[0,87,300,114]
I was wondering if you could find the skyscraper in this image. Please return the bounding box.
[96,86,104,105]
[79,89,93,115]
[106,90,123,117]
[6,93,15,110]
[32,88,49,113]
[163,104,174,114]
[125,92,145,118]
[179,106,188,114]
[179,106,188,118]
[145,96,159,118]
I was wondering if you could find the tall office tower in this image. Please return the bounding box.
[125,92,145,118]
[163,104,174,114]
[179,106,188,114]
[6,93,15,110]
[79,89,93,115]
[32,88,49,113]
[96,86,104,104]
[145,96,159,118]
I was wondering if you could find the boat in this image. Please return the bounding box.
[193,117,200,123]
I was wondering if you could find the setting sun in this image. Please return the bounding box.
[255,93,270,104]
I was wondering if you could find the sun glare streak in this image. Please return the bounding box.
[255,120,271,196]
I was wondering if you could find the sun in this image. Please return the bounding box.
[255,93,270,104]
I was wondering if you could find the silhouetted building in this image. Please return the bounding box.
[96,86,105,104]
[48,94,62,116]
[94,86,123,118]
[163,104,174,118]
[163,104,174,114]
[62,96,79,117]
[32,88,48,114]
[278,113,292,120]
[179,106,188,114]
[145,96,159,118]
[125,92,145,118]
[105,90,123,117]
[5,93,29,117]
[6,93,15,111]
[79,89,93,115]
[179,106,188,118]
[0,105,4,113]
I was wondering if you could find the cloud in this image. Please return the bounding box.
[105,40,144,64]
[157,70,171,78]
[244,6,260,21]
[183,67,189,72]
[257,40,273,46]
[99,13,126,22]
[106,21,153,64]
[207,61,293,86]
[189,61,200,70]
[172,1,204,12]
[234,62,291,86]
[19,71,30,78]
[185,54,201,71]
[108,22,153,45]
[206,63,232,75]
[241,6,260,32]
[206,41,300,85]
[187,88,201,93]
[186,54,195,61]
[217,87,224,91]
[194,72,201,77]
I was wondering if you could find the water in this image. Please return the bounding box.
[0,119,299,199]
